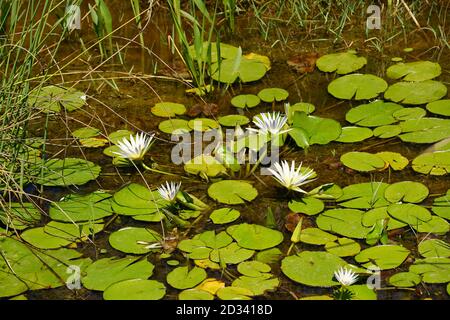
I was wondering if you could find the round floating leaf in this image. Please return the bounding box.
[316,209,371,239]
[232,276,279,295]
[413,216,449,235]
[0,203,41,230]
[389,272,421,287]
[355,245,410,270]
[109,227,162,254]
[337,182,390,209]
[82,256,154,291]
[328,74,388,100]
[387,203,432,225]
[184,154,227,178]
[384,80,447,105]
[399,118,450,144]
[257,88,289,103]
[255,248,282,264]
[166,266,207,289]
[178,239,212,260]
[226,223,283,250]
[289,102,315,115]
[418,239,450,258]
[325,238,361,257]
[158,119,192,134]
[193,230,234,250]
[299,295,333,300]
[188,118,220,131]
[299,228,338,245]
[231,94,260,109]
[345,100,403,127]
[209,242,255,264]
[376,152,408,171]
[362,207,407,230]
[288,197,324,215]
[28,85,86,113]
[49,191,113,222]
[432,190,450,220]
[108,130,134,144]
[211,57,267,84]
[386,61,441,81]
[291,112,342,146]
[409,257,450,284]
[44,221,103,241]
[20,227,72,249]
[79,137,108,148]
[384,181,428,203]
[208,180,258,204]
[335,126,373,143]
[348,285,377,300]
[426,99,450,116]
[237,261,271,277]
[179,289,214,300]
[34,158,101,186]
[72,127,100,139]
[188,42,239,62]
[373,125,401,138]
[210,208,240,224]
[393,107,426,121]
[151,102,186,117]
[340,152,385,172]
[281,251,355,287]
[216,286,253,300]
[308,183,343,200]
[316,52,367,74]
[103,279,166,300]
[412,151,450,175]
[218,115,250,127]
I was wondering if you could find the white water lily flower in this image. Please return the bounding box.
[157,181,181,202]
[247,112,290,136]
[268,160,316,193]
[113,132,154,161]
[334,267,358,286]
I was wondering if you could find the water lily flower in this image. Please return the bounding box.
[268,160,316,193]
[113,132,154,161]
[247,112,290,136]
[334,267,358,286]
[157,181,181,202]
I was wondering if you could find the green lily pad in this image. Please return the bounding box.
[72,127,101,139]
[345,100,403,127]
[218,115,250,127]
[44,220,103,240]
[426,99,450,116]
[308,183,343,200]
[373,125,402,138]
[340,152,386,172]
[337,182,390,209]
[188,118,220,131]
[335,126,373,143]
[412,151,450,175]
[232,276,279,295]
[255,248,283,264]
[432,190,450,220]
[211,56,267,84]
[355,245,410,270]
[399,118,450,144]
[188,42,239,62]
[389,272,421,287]
[393,107,426,121]
[28,85,86,113]
[289,102,315,115]
[412,216,449,235]
[231,94,260,108]
[178,231,233,260]
[328,74,388,100]
[348,285,377,300]
[384,80,447,105]
[109,227,162,254]
[290,112,341,147]
[257,88,289,103]
[418,239,450,258]
[34,158,101,186]
[387,203,431,225]
[210,208,240,224]
[376,152,409,171]
[103,279,166,300]
[281,251,356,287]
[79,137,108,148]
[194,230,234,250]
[20,227,73,249]
[208,180,258,204]
[226,223,283,250]
[179,288,214,300]
[158,119,192,134]
[409,257,450,284]
[384,181,428,203]
[362,207,407,230]
[237,261,271,277]
[151,102,186,117]
[82,256,154,291]
[386,61,441,81]
[209,242,255,264]
[184,154,227,178]
[288,197,324,216]
[166,266,207,289]
[216,286,253,300]
[107,130,134,144]
[299,228,338,245]
[49,191,113,222]
[316,52,367,74]
[316,209,371,239]
[325,238,361,257]
[0,203,41,230]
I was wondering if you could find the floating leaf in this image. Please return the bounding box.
[345,100,403,127]
[196,278,225,294]
[72,127,100,139]
[386,61,441,81]
[384,80,447,105]
[308,183,343,200]
[209,242,255,264]
[226,223,284,250]
[0,203,41,230]
[399,118,450,144]
[355,245,410,270]
[188,118,220,131]
[216,286,253,300]
[179,288,214,300]
[413,216,449,235]
[393,107,426,121]
[426,99,450,116]
[299,228,338,245]
[291,112,341,147]
[257,88,289,103]
[316,52,367,74]
[232,276,279,295]
[109,227,162,254]
[316,209,371,239]
[337,182,390,209]
[325,238,361,257]
[335,126,373,143]
[218,115,250,127]
[210,208,240,224]
[418,239,450,258]
[188,42,239,62]
[158,119,192,134]
[375,152,408,171]
[255,248,283,264]
[362,207,407,230]
[237,261,271,277]
[384,181,428,204]
[44,220,103,241]
[211,57,267,84]
[184,155,227,178]
[231,94,260,109]
[107,130,134,144]
[432,190,450,220]
[289,102,315,115]
[28,85,86,113]
[409,257,450,284]
[340,152,385,172]
[208,180,258,204]
[328,74,387,100]
[20,227,73,249]
[288,197,324,216]
[387,203,431,225]
[151,102,186,117]
[373,125,402,138]
[389,272,421,287]
[166,266,207,289]
[348,285,377,300]
[103,279,166,300]
[412,151,450,175]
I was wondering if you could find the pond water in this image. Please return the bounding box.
[2,1,450,300]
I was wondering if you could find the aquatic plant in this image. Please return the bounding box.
[268,160,316,193]
[247,112,291,137]
[157,181,182,203]
[113,132,155,162]
[334,267,358,286]
[88,0,113,60]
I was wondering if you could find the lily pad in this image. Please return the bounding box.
[257,88,289,103]
[108,130,134,144]
[237,261,271,277]
[158,119,192,134]
[226,223,283,250]
[409,257,450,284]
[232,276,279,295]
[384,181,428,204]
[426,99,450,116]
[188,42,239,62]
[340,152,386,172]
[288,197,324,216]
[184,154,227,178]
[216,286,253,300]
[316,209,371,239]
[316,51,367,74]
[384,80,447,105]
[432,190,450,220]
[0,203,41,230]
[345,100,403,127]
[288,102,315,115]
[255,248,283,264]
[299,228,338,245]
[308,183,343,200]
[387,203,431,225]
[389,272,421,287]
[44,220,103,241]
[393,107,426,121]
[362,207,407,230]
[28,85,86,113]
[348,285,377,300]
[337,182,390,209]
[386,61,441,81]
[209,242,255,264]
[412,151,450,175]
[151,102,186,117]
[72,127,101,139]
[376,152,409,171]
[103,279,166,300]
[166,266,207,289]
[20,227,73,249]
[373,125,402,138]
[208,180,258,204]
[418,239,450,258]
[413,216,449,235]
[355,245,410,270]
[399,118,450,144]
[178,288,214,300]
[211,56,267,84]
[109,227,162,254]
[210,208,240,224]
[231,94,260,109]
[328,74,388,100]
[325,238,361,257]
[290,112,341,147]
[335,126,373,143]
